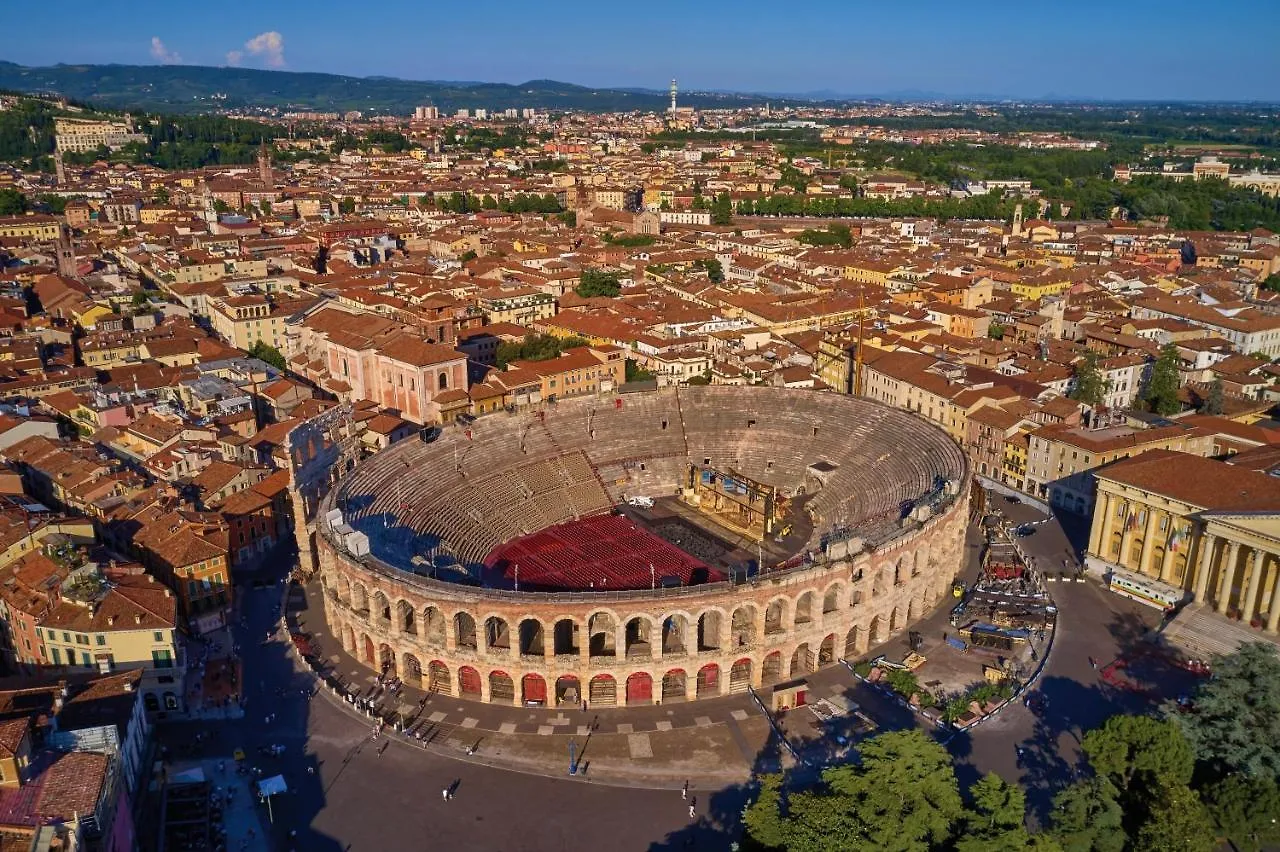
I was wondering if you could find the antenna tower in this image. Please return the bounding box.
[669,79,678,115]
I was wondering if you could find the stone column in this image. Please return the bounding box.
[1217,540,1241,615]
[1159,529,1178,584]
[1242,549,1266,626]
[1194,532,1216,602]
[1119,502,1137,568]
[1090,492,1111,557]
[1266,558,1280,633]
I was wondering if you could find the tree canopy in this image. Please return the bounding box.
[1143,343,1182,416]
[1069,350,1110,407]
[496,333,589,367]
[247,340,286,371]
[575,268,622,298]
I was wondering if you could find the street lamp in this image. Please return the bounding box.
[568,738,578,775]
[650,563,655,590]
[514,563,519,592]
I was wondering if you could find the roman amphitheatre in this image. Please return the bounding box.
[315,386,969,709]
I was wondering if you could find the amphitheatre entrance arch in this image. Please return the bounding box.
[522,674,547,706]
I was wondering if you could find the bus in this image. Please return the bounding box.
[1107,569,1186,612]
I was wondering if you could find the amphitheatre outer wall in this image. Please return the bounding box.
[315,388,970,707]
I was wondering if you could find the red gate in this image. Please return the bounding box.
[626,672,653,705]
[522,674,547,705]
[458,666,482,696]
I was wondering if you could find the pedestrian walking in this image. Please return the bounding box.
[441,788,448,801]
[689,799,696,820]
[682,780,688,800]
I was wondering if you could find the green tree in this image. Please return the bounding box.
[1082,715,1195,795]
[1069,351,1110,407]
[576,269,622,298]
[1049,778,1127,852]
[694,257,725,283]
[1131,782,1216,852]
[823,728,964,851]
[1200,775,1280,852]
[338,196,356,215]
[956,773,1035,852]
[1261,274,1280,294]
[1203,378,1225,415]
[1166,642,1280,778]
[1143,343,1182,416]
[152,186,170,204]
[989,321,1005,340]
[624,360,655,383]
[212,198,229,214]
[247,340,286,370]
[131,290,151,308]
[742,773,789,851]
[481,194,498,210]
[711,191,733,225]
[458,250,477,264]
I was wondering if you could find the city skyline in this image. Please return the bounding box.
[5,0,1279,103]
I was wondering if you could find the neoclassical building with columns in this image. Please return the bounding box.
[1085,449,1280,633]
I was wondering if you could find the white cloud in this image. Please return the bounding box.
[228,31,286,69]
[149,37,182,65]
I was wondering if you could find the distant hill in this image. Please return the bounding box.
[0,62,793,114]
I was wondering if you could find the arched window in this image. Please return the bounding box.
[439,372,449,391]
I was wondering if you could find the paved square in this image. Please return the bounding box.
[655,721,672,732]
[730,710,750,721]
[628,733,653,759]
[498,722,517,734]
[461,718,479,729]
[615,722,634,734]
[537,725,554,735]
[428,711,448,723]
[694,716,712,727]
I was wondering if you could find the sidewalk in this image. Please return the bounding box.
[163,756,271,852]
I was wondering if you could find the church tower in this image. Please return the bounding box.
[55,224,77,278]
[53,150,66,186]
[1011,203,1024,238]
[258,141,272,188]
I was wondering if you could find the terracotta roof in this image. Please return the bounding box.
[1097,449,1280,512]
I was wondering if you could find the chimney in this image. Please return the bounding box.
[134,614,142,625]
[107,615,116,626]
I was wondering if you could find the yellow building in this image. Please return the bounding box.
[0,215,61,241]
[1086,450,1280,634]
[208,294,286,351]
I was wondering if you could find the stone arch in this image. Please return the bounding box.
[396,599,415,635]
[764,597,788,635]
[423,606,446,648]
[489,670,515,703]
[730,605,758,648]
[873,563,891,597]
[822,583,842,617]
[341,623,355,653]
[818,633,836,666]
[696,663,720,698]
[402,653,422,687]
[361,633,374,664]
[793,591,815,627]
[869,614,886,645]
[552,618,578,656]
[914,542,929,577]
[762,651,784,685]
[521,673,547,705]
[335,574,351,604]
[849,586,864,608]
[458,666,482,698]
[378,643,395,675]
[889,605,903,634]
[372,590,391,627]
[589,674,617,706]
[427,659,451,694]
[908,597,919,622]
[895,554,910,587]
[454,611,477,649]
[790,643,814,677]
[844,625,863,658]
[351,582,368,613]
[485,615,511,652]
[661,669,687,703]
[588,611,617,657]
[729,658,753,693]
[697,609,723,651]
[555,675,581,706]
[518,618,546,656]
[626,672,654,705]
[661,612,690,655]
[624,615,653,658]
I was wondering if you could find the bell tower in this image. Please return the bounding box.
[258,141,272,188]
[1011,202,1024,238]
[56,224,77,278]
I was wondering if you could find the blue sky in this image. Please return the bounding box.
[5,0,1278,101]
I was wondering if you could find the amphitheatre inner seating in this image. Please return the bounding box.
[335,386,966,578]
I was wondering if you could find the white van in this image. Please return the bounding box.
[627,495,655,509]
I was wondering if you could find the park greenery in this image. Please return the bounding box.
[1143,344,1182,416]
[247,340,287,371]
[575,268,622,298]
[737,190,1025,222]
[744,643,1280,852]
[495,333,589,367]
[603,232,656,247]
[797,223,854,248]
